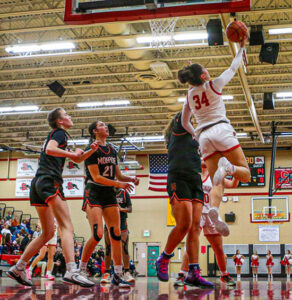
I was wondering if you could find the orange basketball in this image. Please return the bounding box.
[226,21,248,43]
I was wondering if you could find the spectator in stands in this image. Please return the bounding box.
[98,246,105,260]
[1,224,12,236]
[75,249,80,268]
[32,225,41,240]
[20,232,31,252]
[10,218,20,234]
[52,246,66,277]
[5,211,13,221]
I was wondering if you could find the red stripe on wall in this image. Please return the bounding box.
[0,158,18,161]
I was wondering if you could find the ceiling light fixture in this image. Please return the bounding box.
[5,42,75,54]
[275,92,292,98]
[136,31,208,44]
[127,135,165,143]
[268,28,292,35]
[77,100,130,108]
[0,105,39,114]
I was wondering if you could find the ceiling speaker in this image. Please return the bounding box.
[47,81,66,98]
[206,19,223,46]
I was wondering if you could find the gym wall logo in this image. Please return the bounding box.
[21,163,34,171]
[20,183,30,191]
[15,178,33,197]
[63,160,84,176]
[17,158,38,177]
[66,182,79,190]
[68,162,80,170]
[62,178,84,197]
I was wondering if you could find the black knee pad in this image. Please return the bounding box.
[110,227,121,241]
[106,244,111,256]
[93,224,102,242]
[122,238,129,255]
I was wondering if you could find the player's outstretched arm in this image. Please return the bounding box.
[181,103,196,138]
[115,165,139,185]
[46,140,83,161]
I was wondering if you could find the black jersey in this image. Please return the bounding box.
[36,128,68,182]
[85,144,117,184]
[167,114,201,175]
[116,189,132,221]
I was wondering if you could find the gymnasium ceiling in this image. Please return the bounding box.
[0,0,292,153]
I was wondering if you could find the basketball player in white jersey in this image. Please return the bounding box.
[174,160,238,286]
[27,220,58,280]
[180,38,250,236]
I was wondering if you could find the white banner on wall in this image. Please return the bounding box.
[121,170,136,195]
[62,177,84,197]
[17,159,38,177]
[15,178,32,197]
[63,160,85,176]
[259,225,280,242]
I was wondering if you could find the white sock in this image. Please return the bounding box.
[114,265,123,277]
[80,261,87,271]
[210,207,218,212]
[16,259,27,271]
[66,262,77,272]
[46,271,52,276]
[179,270,188,276]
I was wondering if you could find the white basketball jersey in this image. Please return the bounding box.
[252,255,258,260]
[202,174,212,214]
[187,82,230,136]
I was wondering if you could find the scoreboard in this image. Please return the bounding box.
[226,156,265,187]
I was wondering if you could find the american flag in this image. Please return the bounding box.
[148,154,168,192]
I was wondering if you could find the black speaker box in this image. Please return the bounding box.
[249,25,265,46]
[206,19,223,46]
[259,43,279,65]
[225,212,236,223]
[263,92,274,110]
[107,124,117,136]
[47,81,66,98]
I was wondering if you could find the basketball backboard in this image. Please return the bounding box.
[250,196,290,223]
[64,0,251,25]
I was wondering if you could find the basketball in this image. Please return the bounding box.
[226,20,248,43]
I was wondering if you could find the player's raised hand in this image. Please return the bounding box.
[74,148,84,157]
[239,35,248,48]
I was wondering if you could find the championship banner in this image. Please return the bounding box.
[63,160,84,176]
[121,170,136,195]
[16,159,38,178]
[166,198,176,226]
[275,168,292,189]
[62,177,84,197]
[15,178,32,197]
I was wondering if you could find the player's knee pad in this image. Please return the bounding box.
[110,227,121,241]
[93,224,102,242]
[122,239,129,255]
[106,244,111,256]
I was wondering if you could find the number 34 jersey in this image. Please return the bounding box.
[85,144,117,184]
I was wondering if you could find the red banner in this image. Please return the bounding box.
[275,168,292,189]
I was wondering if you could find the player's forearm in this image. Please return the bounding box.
[182,104,196,137]
[92,175,120,187]
[74,149,95,163]
[46,145,74,159]
[230,47,244,73]
[116,174,134,182]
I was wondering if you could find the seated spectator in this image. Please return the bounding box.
[75,249,80,268]
[5,211,13,221]
[32,225,41,240]
[19,231,31,252]
[1,224,11,236]
[98,246,105,260]
[10,218,19,233]
[52,246,66,277]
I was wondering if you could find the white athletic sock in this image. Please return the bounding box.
[80,261,87,271]
[66,262,77,272]
[179,270,188,276]
[114,265,123,277]
[46,271,52,276]
[16,259,27,271]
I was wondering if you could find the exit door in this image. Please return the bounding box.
[147,245,160,277]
